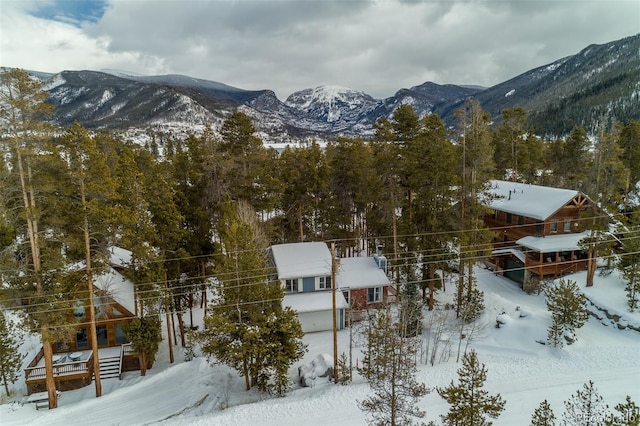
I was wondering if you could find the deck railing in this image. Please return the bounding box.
[25,351,94,382]
[118,343,133,379]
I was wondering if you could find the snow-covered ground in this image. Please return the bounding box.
[2,267,639,425]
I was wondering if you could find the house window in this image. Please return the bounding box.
[506,213,512,224]
[285,279,299,293]
[115,324,127,344]
[319,276,331,289]
[342,291,350,305]
[76,328,88,349]
[97,326,108,346]
[550,221,558,233]
[564,220,571,232]
[535,221,542,235]
[518,215,524,225]
[367,287,382,303]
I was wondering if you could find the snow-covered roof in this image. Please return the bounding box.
[108,246,132,268]
[93,266,136,315]
[270,242,332,280]
[283,290,348,313]
[492,248,526,263]
[517,231,590,253]
[336,256,390,289]
[488,180,581,221]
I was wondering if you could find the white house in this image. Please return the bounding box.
[270,242,392,332]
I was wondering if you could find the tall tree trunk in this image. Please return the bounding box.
[82,180,102,397]
[16,149,58,408]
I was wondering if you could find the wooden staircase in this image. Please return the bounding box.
[97,354,121,380]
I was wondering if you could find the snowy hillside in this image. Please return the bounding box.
[2,267,639,425]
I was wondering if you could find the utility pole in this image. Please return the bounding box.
[331,242,338,383]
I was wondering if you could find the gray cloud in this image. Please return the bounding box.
[2,0,638,100]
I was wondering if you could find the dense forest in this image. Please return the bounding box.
[1,67,640,405]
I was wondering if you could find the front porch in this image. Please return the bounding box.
[518,231,590,279]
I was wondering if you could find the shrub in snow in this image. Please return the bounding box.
[562,380,607,426]
[495,314,511,328]
[530,399,556,426]
[545,279,588,347]
[298,354,334,387]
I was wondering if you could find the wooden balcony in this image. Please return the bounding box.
[525,255,587,278]
[25,349,95,394]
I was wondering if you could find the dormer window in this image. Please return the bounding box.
[285,279,299,293]
[319,276,331,289]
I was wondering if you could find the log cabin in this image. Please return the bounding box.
[484,180,594,291]
[24,247,143,394]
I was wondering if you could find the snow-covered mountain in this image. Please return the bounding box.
[284,86,381,131]
[24,33,640,142]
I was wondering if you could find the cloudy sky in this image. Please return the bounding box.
[1,0,638,100]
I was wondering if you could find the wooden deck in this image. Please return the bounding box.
[525,256,587,277]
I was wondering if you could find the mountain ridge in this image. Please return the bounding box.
[16,33,640,141]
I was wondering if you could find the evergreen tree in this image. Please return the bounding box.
[531,399,556,426]
[605,395,639,426]
[0,67,65,408]
[336,352,351,385]
[0,310,22,396]
[454,100,495,319]
[559,126,593,190]
[216,112,276,212]
[547,318,565,348]
[562,380,607,426]
[121,315,162,376]
[200,200,305,395]
[276,142,330,242]
[545,279,589,345]
[580,127,628,286]
[408,113,458,310]
[618,121,640,202]
[359,308,429,426]
[325,136,375,253]
[52,122,123,397]
[437,349,506,426]
[617,227,640,311]
[492,106,528,180]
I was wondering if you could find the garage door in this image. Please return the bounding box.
[298,309,345,333]
[298,311,334,333]
[504,259,524,285]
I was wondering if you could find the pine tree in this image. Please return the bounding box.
[200,200,306,395]
[121,315,162,376]
[617,227,640,311]
[531,399,556,426]
[605,395,639,426]
[545,279,589,345]
[547,318,565,348]
[0,310,22,396]
[437,349,506,426]
[580,127,628,286]
[0,67,65,408]
[336,352,351,385]
[359,308,429,426]
[454,100,495,319]
[562,380,607,426]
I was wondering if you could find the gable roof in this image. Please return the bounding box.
[336,257,390,290]
[270,242,332,280]
[488,180,581,221]
[93,266,136,316]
